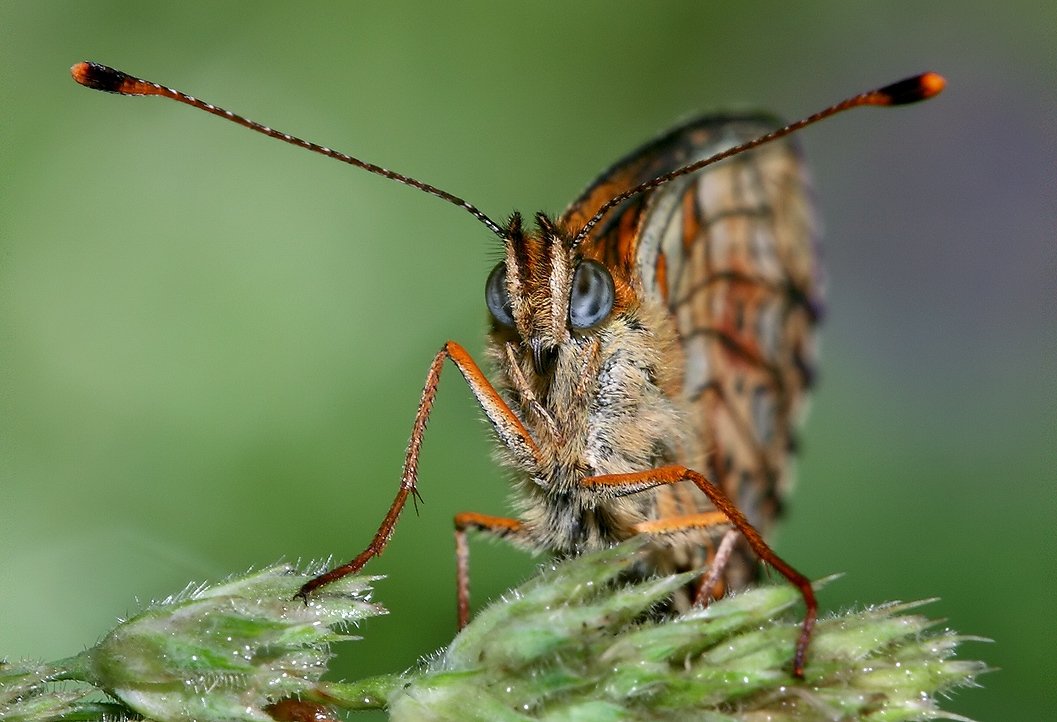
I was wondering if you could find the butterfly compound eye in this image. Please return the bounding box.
[485,262,515,327]
[569,260,615,329]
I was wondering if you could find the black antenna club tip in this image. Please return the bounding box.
[878,72,946,106]
[70,61,128,93]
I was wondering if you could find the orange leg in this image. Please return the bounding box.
[454,512,523,628]
[694,528,739,605]
[631,510,736,605]
[584,465,816,678]
[297,341,539,598]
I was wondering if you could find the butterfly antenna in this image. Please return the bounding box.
[571,72,945,246]
[71,61,507,239]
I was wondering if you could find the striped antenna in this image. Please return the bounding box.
[570,72,945,246]
[70,61,507,239]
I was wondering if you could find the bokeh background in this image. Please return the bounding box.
[2,3,1053,720]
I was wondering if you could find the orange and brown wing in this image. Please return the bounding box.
[562,115,820,579]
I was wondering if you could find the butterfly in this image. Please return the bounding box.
[71,62,945,677]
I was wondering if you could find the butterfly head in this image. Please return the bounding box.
[485,212,632,377]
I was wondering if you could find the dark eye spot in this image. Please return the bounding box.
[485,262,515,327]
[569,260,615,329]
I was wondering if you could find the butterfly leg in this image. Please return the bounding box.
[454,512,524,628]
[298,341,540,599]
[582,465,816,678]
[695,528,740,605]
[631,511,739,605]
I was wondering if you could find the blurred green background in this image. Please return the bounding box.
[2,3,1053,720]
